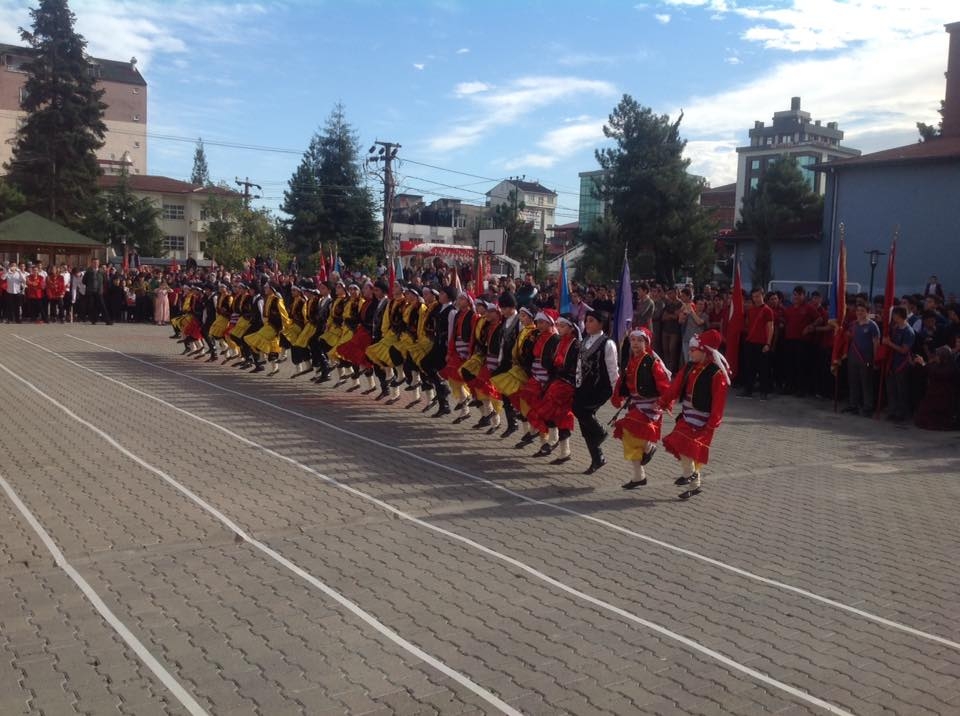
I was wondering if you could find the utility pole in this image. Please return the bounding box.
[235,177,262,209]
[367,140,401,266]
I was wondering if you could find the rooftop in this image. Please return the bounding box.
[0,211,103,247]
[98,174,239,196]
[0,43,146,86]
[490,179,557,196]
[814,136,960,171]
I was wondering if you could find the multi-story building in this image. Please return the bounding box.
[577,169,606,231]
[486,179,557,238]
[98,175,236,261]
[734,97,859,222]
[0,44,147,174]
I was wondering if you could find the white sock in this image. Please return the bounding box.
[633,461,646,482]
[548,427,559,445]
[558,437,570,458]
[490,411,501,428]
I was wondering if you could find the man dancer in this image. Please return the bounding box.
[362,281,392,395]
[575,308,620,474]
[659,329,730,500]
[489,292,522,438]
[441,291,478,423]
[425,284,458,418]
[308,280,334,382]
[613,328,672,489]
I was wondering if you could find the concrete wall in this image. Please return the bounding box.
[821,161,960,299]
[734,239,824,292]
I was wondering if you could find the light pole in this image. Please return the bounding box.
[865,249,885,304]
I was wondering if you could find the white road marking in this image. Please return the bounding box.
[61,334,960,655]
[0,358,521,716]
[0,472,210,716]
[22,340,853,714]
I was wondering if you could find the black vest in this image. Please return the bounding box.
[580,335,613,399]
[680,362,720,412]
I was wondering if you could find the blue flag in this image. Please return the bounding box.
[558,256,571,314]
[612,251,632,344]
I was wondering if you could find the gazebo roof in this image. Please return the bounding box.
[0,211,104,247]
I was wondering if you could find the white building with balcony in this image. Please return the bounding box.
[486,179,557,239]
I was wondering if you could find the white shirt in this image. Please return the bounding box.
[582,331,620,387]
[5,269,24,294]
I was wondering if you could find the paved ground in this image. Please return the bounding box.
[1,323,958,715]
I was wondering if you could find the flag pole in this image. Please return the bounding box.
[832,223,846,414]
[875,224,899,418]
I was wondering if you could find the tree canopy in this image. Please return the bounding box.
[204,191,289,270]
[191,138,211,185]
[592,95,715,286]
[917,100,944,142]
[281,103,379,267]
[737,155,822,288]
[83,171,164,258]
[5,0,106,228]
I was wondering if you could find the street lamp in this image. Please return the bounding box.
[865,248,885,304]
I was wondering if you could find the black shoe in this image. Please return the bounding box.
[640,444,658,466]
[405,398,422,409]
[236,360,251,369]
[362,387,378,395]
[514,433,536,449]
[169,334,181,339]
[550,455,571,465]
[469,399,483,408]
[385,396,401,405]
[404,383,421,392]
[432,406,452,418]
[454,400,467,411]
[675,475,691,486]
[473,414,492,429]
[345,384,360,392]
[315,371,332,384]
[679,487,702,500]
[251,364,265,373]
[500,423,518,439]
[205,354,218,362]
[181,346,192,355]
[622,479,647,490]
[452,414,470,425]
[389,378,404,388]
[422,398,438,413]
[291,367,313,378]
[375,389,390,401]
[584,456,607,475]
[533,443,553,458]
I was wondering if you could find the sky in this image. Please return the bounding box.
[0,0,955,225]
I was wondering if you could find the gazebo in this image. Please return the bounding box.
[0,211,106,269]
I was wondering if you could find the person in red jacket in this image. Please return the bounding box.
[24,264,45,323]
[45,266,67,323]
[613,327,673,490]
[660,329,730,500]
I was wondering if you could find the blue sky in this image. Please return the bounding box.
[0,0,955,223]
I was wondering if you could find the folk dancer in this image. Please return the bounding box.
[244,281,291,374]
[361,281,392,394]
[235,283,264,369]
[337,281,378,392]
[280,283,307,369]
[514,310,558,449]
[290,279,321,377]
[440,292,478,423]
[575,308,620,474]
[388,286,428,404]
[659,329,730,500]
[365,283,406,400]
[220,283,245,362]
[197,283,219,360]
[527,313,580,464]
[612,327,671,488]
[488,292,523,438]
[424,284,458,417]
[403,287,441,409]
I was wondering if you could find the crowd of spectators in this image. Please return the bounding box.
[2,254,957,431]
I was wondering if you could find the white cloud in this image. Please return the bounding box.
[427,76,617,153]
[453,81,493,96]
[655,13,671,24]
[724,55,741,65]
[504,118,607,170]
[413,63,425,70]
[456,47,470,54]
[665,2,953,184]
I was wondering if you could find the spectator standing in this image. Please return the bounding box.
[660,286,682,373]
[83,257,112,325]
[924,275,945,301]
[633,282,654,332]
[24,264,44,323]
[882,306,915,422]
[782,286,820,396]
[5,262,24,323]
[45,265,66,323]
[842,302,880,416]
[154,281,171,325]
[679,291,708,363]
[516,273,539,309]
[739,287,775,399]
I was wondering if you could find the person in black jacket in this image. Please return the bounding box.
[574,308,620,474]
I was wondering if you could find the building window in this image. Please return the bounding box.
[162,204,185,220]
[750,159,760,171]
[749,177,759,191]
[132,88,139,94]
[163,235,185,252]
[200,208,211,221]
[537,196,544,206]
[18,87,28,105]
[132,114,141,122]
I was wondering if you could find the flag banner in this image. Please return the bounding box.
[611,252,632,344]
[558,257,571,314]
[724,261,744,379]
[831,238,848,366]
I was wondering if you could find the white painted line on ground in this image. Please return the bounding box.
[26,340,852,714]
[0,471,210,716]
[61,333,960,656]
[0,357,521,716]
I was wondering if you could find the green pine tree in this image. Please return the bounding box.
[594,95,715,286]
[84,170,165,258]
[280,150,326,264]
[191,138,211,185]
[5,0,106,228]
[737,155,822,288]
[312,103,380,265]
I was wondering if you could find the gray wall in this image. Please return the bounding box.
[821,161,960,300]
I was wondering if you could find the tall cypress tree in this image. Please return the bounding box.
[191,138,211,185]
[5,0,106,228]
